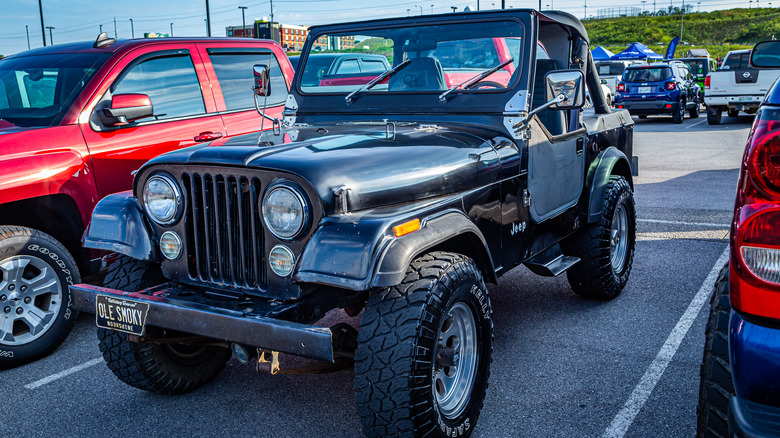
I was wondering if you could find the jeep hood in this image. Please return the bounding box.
[143,123,504,213]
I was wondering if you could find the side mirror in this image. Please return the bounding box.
[751,41,780,68]
[253,64,271,97]
[99,93,153,126]
[544,70,586,110]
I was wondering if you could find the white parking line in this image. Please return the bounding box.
[685,119,707,129]
[601,246,730,438]
[24,357,103,390]
[637,218,728,228]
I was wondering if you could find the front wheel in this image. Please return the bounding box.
[690,97,700,118]
[562,176,636,300]
[0,226,81,369]
[672,98,685,124]
[696,264,733,438]
[354,252,493,437]
[97,255,231,394]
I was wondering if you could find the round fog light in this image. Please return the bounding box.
[269,245,295,277]
[160,231,182,260]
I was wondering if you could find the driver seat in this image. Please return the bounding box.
[388,57,447,92]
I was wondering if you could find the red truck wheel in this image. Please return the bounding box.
[0,226,80,369]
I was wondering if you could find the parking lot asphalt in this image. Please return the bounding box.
[0,112,752,437]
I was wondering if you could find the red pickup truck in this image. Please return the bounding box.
[0,34,293,368]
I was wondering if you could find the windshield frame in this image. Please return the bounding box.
[291,14,531,113]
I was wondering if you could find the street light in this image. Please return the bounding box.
[170,22,173,37]
[415,4,423,14]
[129,18,134,38]
[46,26,54,44]
[451,6,457,12]
[239,6,248,37]
[406,8,411,16]
[25,25,30,50]
[641,0,646,13]
[697,1,701,11]
[431,4,434,13]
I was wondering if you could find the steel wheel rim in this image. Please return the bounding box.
[0,255,62,345]
[610,203,629,273]
[433,301,478,419]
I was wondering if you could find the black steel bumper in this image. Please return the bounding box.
[729,396,780,437]
[69,283,335,363]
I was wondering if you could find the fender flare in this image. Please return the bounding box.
[586,147,634,223]
[371,211,497,287]
[82,191,159,262]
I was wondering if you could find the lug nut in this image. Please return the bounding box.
[0,295,5,302]
[8,284,14,291]
[20,285,27,292]
[24,297,31,304]
[3,307,10,314]
[15,308,22,315]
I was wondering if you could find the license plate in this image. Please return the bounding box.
[638,87,652,93]
[96,295,150,336]
[738,96,753,102]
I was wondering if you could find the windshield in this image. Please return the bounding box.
[622,67,672,83]
[596,62,626,76]
[679,58,709,76]
[0,53,110,127]
[300,20,523,95]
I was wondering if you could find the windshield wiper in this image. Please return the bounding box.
[345,59,412,103]
[439,58,514,102]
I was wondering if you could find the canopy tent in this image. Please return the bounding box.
[591,46,615,61]
[611,42,664,60]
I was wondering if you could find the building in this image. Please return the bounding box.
[225,19,353,52]
[280,23,309,51]
[311,35,356,51]
[225,25,254,38]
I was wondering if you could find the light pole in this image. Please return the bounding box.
[680,0,685,41]
[697,1,701,11]
[239,6,248,37]
[46,26,54,45]
[415,4,423,14]
[641,0,646,13]
[99,24,103,33]
[451,6,457,12]
[584,0,587,18]
[25,25,30,50]
[170,22,173,36]
[38,0,46,46]
[406,8,411,16]
[431,4,434,13]
[129,18,134,38]
[205,0,211,37]
[653,0,656,13]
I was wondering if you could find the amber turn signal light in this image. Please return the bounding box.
[393,219,421,237]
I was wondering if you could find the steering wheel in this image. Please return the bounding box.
[467,81,506,90]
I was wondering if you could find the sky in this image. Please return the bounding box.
[0,0,765,56]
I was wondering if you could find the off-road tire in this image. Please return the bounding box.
[690,97,700,118]
[0,226,80,369]
[696,264,734,438]
[354,252,493,437]
[707,106,722,125]
[97,255,230,395]
[562,176,636,300]
[673,97,686,124]
[728,109,739,118]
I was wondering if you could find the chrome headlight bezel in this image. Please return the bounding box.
[143,174,182,226]
[261,183,310,240]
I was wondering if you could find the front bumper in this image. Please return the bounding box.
[69,283,335,363]
[615,99,677,115]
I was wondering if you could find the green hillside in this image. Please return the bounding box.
[585,7,780,59]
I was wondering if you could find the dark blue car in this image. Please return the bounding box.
[697,40,780,438]
[614,61,701,123]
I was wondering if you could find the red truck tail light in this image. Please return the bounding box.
[665,82,676,91]
[617,83,625,92]
[704,75,711,89]
[748,112,780,194]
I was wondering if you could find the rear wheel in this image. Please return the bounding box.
[672,97,685,124]
[97,255,230,395]
[696,264,733,438]
[0,226,80,369]
[689,96,700,118]
[707,106,722,125]
[354,252,493,437]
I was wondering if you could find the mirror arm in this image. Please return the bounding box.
[511,94,565,132]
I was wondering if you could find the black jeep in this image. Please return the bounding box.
[71,10,636,437]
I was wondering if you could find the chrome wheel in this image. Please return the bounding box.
[610,203,629,273]
[0,255,62,345]
[434,302,478,419]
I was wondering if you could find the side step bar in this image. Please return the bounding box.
[524,244,580,277]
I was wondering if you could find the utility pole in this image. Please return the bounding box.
[205,0,212,37]
[46,26,54,45]
[170,23,173,36]
[38,0,46,46]
[270,0,274,25]
[130,18,134,38]
[239,6,248,37]
[680,0,684,41]
[113,17,117,38]
[25,25,30,50]
[584,0,587,18]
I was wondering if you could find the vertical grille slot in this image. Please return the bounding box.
[185,171,265,289]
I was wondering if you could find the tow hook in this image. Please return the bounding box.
[257,350,281,375]
[253,323,359,375]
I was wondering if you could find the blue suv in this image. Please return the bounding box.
[614,61,701,123]
[697,41,780,438]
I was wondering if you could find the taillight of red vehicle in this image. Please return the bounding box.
[665,82,677,91]
[732,107,780,320]
[617,83,625,92]
[704,75,711,89]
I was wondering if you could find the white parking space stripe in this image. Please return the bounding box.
[637,218,729,228]
[24,357,103,390]
[601,246,730,438]
[685,119,707,129]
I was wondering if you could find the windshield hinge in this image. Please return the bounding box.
[523,189,531,207]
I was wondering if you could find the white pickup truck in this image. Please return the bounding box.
[705,49,780,124]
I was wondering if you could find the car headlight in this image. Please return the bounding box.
[262,185,308,239]
[143,174,181,225]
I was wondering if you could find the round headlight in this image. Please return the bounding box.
[143,175,180,225]
[269,245,295,277]
[262,186,308,239]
